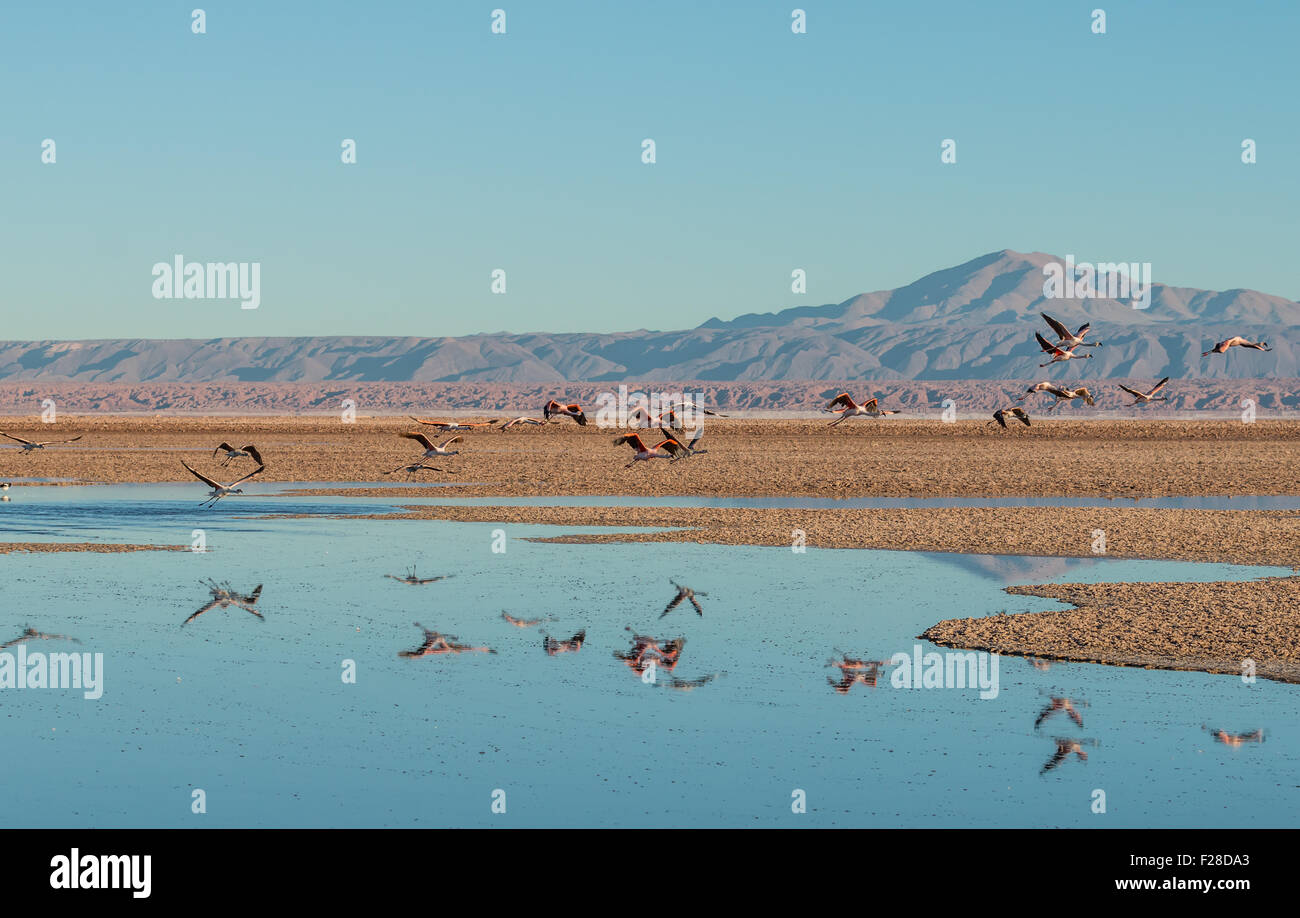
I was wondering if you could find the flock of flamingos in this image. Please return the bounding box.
[0,314,1275,773]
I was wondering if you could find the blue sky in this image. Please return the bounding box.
[2,1,1296,340]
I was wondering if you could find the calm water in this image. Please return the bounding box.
[0,484,1295,828]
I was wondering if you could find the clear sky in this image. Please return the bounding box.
[2,1,1296,341]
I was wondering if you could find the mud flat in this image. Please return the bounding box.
[314,504,1300,568]
[3,415,1300,498]
[923,577,1300,685]
[0,542,184,555]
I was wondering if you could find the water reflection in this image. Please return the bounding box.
[501,611,545,628]
[826,651,891,694]
[384,567,451,585]
[614,629,686,675]
[1033,695,1088,729]
[0,625,82,648]
[1205,727,1266,747]
[397,623,496,658]
[541,630,586,656]
[1041,737,1097,774]
[183,580,264,626]
[661,581,706,618]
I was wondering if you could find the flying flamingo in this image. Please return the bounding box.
[990,407,1030,429]
[543,400,588,426]
[1041,385,1095,411]
[1035,332,1094,367]
[1040,313,1102,349]
[823,394,899,426]
[1018,382,1057,402]
[627,406,678,428]
[1118,377,1170,405]
[180,460,265,507]
[667,428,707,460]
[400,432,462,459]
[1202,336,1271,357]
[0,432,84,453]
[213,443,263,466]
[408,417,499,431]
[612,430,688,468]
[665,399,726,418]
[500,417,546,430]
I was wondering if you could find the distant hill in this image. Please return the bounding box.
[2,250,1295,382]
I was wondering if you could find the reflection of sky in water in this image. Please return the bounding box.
[0,485,1295,828]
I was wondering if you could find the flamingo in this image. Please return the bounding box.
[398,622,495,658]
[543,400,587,426]
[665,399,726,418]
[400,432,462,459]
[0,432,84,453]
[500,417,546,430]
[1118,377,1170,405]
[661,581,706,618]
[1203,336,1271,357]
[0,625,81,649]
[823,394,899,426]
[612,430,688,468]
[990,407,1031,429]
[183,580,263,626]
[1017,382,1057,402]
[181,460,264,507]
[665,428,706,460]
[1041,313,1102,349]
[541,629,586,656]
[1035,332,1093,367]
[212,443,263,466]
[408,417,499,431]
[627,406,679,428]
[384,567,451,585]
[1041,385,1095,411]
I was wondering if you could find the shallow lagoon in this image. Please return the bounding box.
[0,484,1294,827]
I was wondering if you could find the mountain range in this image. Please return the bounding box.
[3,250,1295,383]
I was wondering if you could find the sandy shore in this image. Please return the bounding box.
[0,542,184,554]
[2,415,1300,497]
[923,578,1300,684]
[306,503,1300,568]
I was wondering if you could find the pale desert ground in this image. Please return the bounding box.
[2,414,1297,681]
